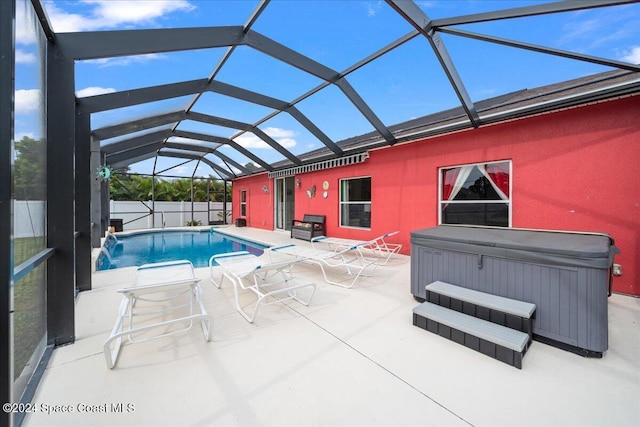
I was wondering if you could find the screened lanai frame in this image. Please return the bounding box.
[2,1,640,426]
[76,0,640,234]
[73,0,640,180]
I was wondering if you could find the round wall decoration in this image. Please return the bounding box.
[97,164,112,182]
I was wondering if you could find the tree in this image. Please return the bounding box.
[14,136,47,200]
[193,179,209,202]
[170,179,193,201]
[152,179,173,201]
[208,178,231,202]
[108,172,232,202]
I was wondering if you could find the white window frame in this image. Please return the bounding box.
[339,176,371,230]
[240,190,247,217]
[438,160,512,227]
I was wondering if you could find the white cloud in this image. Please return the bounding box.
[82,53,166,68]
[16,0,38,45]
[195,164,209,174]
[15,132,35,142]
[558,9,639,51]
[171,165,191,176]
[561,19,599,43]
[167,136,196,144]
[367,1,382,17]
[274,137,296,148]
[263,127,296,139]
[75,86,116,97]
[233,127,297,150]
[43,2,96,32]
[233,134,269,149]
[14,89,41,114]
[621,46,640,64]
[15,49,37,64]
[85,0,195,25]
[44,0,195,32]
[220,162,242,175]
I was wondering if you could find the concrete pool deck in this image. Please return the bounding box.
[25,226,640,426]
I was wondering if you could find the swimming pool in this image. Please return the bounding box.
[96,229,268,271]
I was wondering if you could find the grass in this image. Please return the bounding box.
[13,237,47,381]
[14,236,45,266]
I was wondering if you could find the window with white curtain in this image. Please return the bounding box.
[439,160,511,227]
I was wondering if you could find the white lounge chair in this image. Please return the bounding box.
[209,251,316,323]
[268,243,378,289]
[311,231,402,265]
[103,260,212,369]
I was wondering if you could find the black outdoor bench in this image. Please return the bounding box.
[291,214,326,241]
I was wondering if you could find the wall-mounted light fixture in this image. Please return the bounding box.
[262,184,269,194]
[295,178,301,188]
[306,185,316,198]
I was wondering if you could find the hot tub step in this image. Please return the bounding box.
[413,301,531,369]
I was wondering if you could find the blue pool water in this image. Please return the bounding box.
[97,229,267,270]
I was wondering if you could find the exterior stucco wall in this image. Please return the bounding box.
[233,95,640,295]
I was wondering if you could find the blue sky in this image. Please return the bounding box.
[15,0,640,177]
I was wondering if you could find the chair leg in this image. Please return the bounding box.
[290,284,317,306]
[104,284,213,369]
[194,286,213,341]
[210,269,226,289]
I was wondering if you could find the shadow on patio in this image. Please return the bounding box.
[25,228,640,426]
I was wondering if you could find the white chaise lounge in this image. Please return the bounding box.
[268,243,378,289]
[209,251,316,323]
[311,231,402,265]
[103,260,212,369]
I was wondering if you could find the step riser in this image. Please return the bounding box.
[426,290,533,340]
[413,313,526,369]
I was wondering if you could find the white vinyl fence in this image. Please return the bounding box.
[15,200,46,239]
[13,200,229,237]
[110,200,232,230]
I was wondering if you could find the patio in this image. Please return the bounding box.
[24,227,640,426]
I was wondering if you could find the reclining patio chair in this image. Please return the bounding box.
[268,243,379,289]
[103,260,212,369]
[209,251,317,323]
[311,231,402,265]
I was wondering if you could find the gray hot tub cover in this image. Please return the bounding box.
[410,226,619,269]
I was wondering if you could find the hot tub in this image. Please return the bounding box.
[410,225,619,356]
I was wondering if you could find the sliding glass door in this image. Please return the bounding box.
[275,177,295,231]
